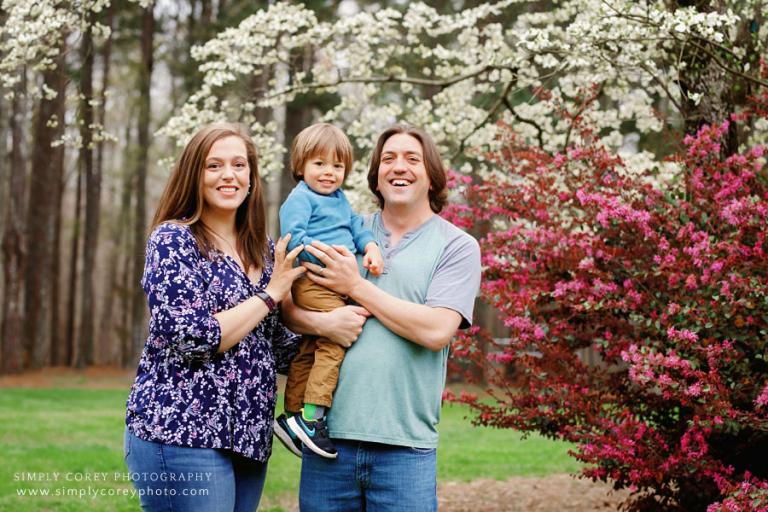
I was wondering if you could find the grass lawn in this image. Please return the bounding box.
[0,387,580,511]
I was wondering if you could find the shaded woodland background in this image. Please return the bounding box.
[0,0,510,374]
[1,0,762,375]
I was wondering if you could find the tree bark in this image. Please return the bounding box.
[22,36,68,367]
[128,4,155,367]
[94,4,115,364]
[100,117,133,365]
[1,70,27,374]
[0,72,7,309]
[674,1,760,155]
[117,121,135,367]
[76,12,97,368]
[200,0,211,28]
[48,38,68,366]
[65,148,84,366]
[277,47,314,234]
[23,68,62,368]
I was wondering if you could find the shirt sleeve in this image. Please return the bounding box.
[269,309,300,375]
[142,224,222,361]
[279,187,315,252]
[425,232,482,329]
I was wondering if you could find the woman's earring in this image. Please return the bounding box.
[247,183,252,195]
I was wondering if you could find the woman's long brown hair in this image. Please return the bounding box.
[151,122,269,271]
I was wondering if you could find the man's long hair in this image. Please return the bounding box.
[367,125,448,213]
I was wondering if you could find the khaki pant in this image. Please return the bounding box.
[284,276,347,413]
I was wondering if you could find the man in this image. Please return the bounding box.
[286,125,481,511]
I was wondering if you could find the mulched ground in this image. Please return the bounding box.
[0,365,136,388]
[439,475,628,511]
[2,367,630,511]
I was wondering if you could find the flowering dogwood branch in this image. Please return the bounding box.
[261,64,518,101]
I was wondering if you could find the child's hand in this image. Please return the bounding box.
[363,242,384,276]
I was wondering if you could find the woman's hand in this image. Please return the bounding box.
[303,241,364,297]
[318,306,371,348]
[265,234,306,302]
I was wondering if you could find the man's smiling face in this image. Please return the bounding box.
[377,133,430,210]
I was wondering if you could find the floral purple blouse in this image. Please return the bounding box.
[125,222,299,462]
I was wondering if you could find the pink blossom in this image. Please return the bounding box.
[755,384,768,408]
[667,327,699,343]
[686,382,703,397]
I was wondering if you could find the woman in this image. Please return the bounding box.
[124,122,306,512]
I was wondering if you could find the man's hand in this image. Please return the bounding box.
[303,241,364,296]
[319,305,371,347]
[362,242,384,276]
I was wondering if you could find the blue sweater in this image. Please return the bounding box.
[279,181,375,265]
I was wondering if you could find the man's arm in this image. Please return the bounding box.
[303,243,463,351]
[281,294,370,348]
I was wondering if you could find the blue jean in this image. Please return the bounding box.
[124,428,267,512]
[299,439,437,512]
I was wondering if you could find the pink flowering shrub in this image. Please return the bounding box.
[444,92,768,511]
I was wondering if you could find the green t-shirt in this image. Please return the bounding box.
[327,212,481,448]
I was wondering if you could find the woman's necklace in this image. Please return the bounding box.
[202,222,262,284]
[205,225,247,272]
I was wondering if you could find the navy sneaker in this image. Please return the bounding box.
[273,413,302,458]
[287,410,337,459]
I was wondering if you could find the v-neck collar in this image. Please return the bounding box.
[216,249,266,289]
[375,212,438,249]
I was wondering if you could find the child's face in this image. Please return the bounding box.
[300,149,346,195]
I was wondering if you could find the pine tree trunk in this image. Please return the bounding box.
[0,75,7,311]
[94,4,115,364]
[278,47,314,233]
[22,37,67,368]
[65,146,84,366]
[0,0,7,309]
[77,12,98,368]
[118,121,135,367]
[129,4,154,367]
[1,71,28,374]
[101,120,133,366]
[674,1,761,155]
[47,40,68,366]
[200,0,210,27]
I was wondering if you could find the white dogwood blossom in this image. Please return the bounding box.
[0,0,148,149]
[159,0,764,206]
[3,0,764,198]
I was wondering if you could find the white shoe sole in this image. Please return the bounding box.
[286,415,338,459]
[273,419,303,458]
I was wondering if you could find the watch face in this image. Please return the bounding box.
[259,291,276,311]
